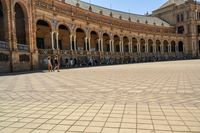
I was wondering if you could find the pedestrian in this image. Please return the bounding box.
[47,56,52,72]
[54,56,60,72]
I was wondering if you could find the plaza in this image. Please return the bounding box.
[0,60,200,133]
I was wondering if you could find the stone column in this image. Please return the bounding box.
[70,35,73,50]
[129,42,133,53]
[137,43,140,53]
[160,43,164,54]
[168,44,171,53]
[98,39,101,52]
[88,38,91,51]
[121,41,124,53]
[145,44,148,53]
[74,35,77,51]
[109,40,112,52]
[175,44,178,53]
[56,32,59,49]
[153,44,156,53]
[119,41,122,52]
[51,32,54,49]
[85,37,88,51]
[101,39,103,52]
[112,40,114,52]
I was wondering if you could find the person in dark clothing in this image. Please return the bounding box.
[53,56,60,72]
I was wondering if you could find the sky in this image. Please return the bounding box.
[80,0,198,15]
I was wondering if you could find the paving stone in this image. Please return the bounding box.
[0,60,200,133]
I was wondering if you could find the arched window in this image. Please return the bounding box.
[36,20,51,49]
[90,31,99,51]
[58,25,70,50]
[103,33,110,52]
[76,28,86,51]
[15,3,26,45]
[114,35,120,52]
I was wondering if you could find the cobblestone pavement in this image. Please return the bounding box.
[0,60,200,133]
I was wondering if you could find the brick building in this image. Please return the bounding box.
[0,0,200,72]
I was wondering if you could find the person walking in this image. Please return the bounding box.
[47,56,52,72]
[54,56,60,72]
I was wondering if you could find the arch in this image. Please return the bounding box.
[140,38,145,53]
[90,30,99,51]
[114,35,120,52]
[132,37,137,53]
[178,41,184,52]
[58,24,70,50]
[36,19,52,49]
[56,23,72,34]
[76,28,86,51]
[103,33,110,52]
[171,41,176,52]
[156,40,161,53]
[123,36,129,53]
[163,40,169,53]
[14,2,27,45]
[0,0,5,41]
[148,39,153,53]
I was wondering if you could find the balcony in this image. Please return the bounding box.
[17,44,29,51]
[0,41,9,50]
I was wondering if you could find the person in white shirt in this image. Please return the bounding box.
[47,56,52,72]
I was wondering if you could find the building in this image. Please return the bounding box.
[0,0,200,72]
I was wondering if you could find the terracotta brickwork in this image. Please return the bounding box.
[0,0,199,72]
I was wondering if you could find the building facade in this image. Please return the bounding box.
[0,0,200,72]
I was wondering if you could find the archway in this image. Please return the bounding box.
[114,35,120,52]
[76,28,86,51]
[103,33,110,52]
[171,41,176,52]
[14,3,27,46]
[90,31,99,51]
[36,20,52,49]
[0,1,5,41]
[123,36,129,53]
[58,24,70,50]
[156,40,161,53]
[132,38,137,53]
[140,38,145,53]
[163,40,169,53]
[148,39,153,53]
[178,41,183,52]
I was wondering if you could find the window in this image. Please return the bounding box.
[177,26,184,34]
[177,15,180,23]
[36,38,45,49]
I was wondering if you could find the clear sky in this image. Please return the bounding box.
[80,0,198,15]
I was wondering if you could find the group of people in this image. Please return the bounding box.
[47,56,60,72]
[64,57,98,68]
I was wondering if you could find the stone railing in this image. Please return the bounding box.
[91,51,99,55]
[0,41,9,50]
[38,49,53,55]
[17,44,29,51]
[60,50,70,55]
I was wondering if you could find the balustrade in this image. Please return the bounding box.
[17,44,29,51]
[0,41,9,50]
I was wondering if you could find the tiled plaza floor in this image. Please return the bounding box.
[0,60,200,133]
